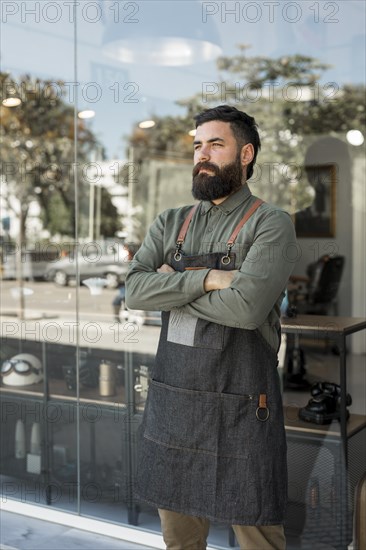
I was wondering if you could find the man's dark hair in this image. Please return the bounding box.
[194,105,261,180]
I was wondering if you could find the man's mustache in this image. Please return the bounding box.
[192,162,220,177]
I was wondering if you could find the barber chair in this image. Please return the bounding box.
[284,255,345,390]
[288,254,345,315]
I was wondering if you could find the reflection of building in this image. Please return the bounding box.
[295,165,333,237]
[0,179,44,242]
[293,137,353,319]
[133,157,193,238]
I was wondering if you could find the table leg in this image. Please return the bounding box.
[338,333,349,548]
[339,333,348,466]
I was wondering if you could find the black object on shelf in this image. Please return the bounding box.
[284,334,311,390]
[299,381,352,425]
[62,358,99,392]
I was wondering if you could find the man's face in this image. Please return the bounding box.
[192,120,243,202]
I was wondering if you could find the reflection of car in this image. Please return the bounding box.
[1,249,60,281]
[125,309,162,326]
[45,254,129,289]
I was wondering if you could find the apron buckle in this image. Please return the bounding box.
[221,244,233,266]
[174,242,182,262]
[256,393,270,422]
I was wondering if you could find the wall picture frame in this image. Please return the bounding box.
[294,164,337,238]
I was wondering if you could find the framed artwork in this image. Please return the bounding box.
[294,164,337,238]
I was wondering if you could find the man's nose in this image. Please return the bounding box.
[198,145,210,161]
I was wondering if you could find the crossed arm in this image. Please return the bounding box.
[125,208,296,329]
[157,262,237,292]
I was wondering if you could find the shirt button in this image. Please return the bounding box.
[208,227,213,232]
[212,206,218,212]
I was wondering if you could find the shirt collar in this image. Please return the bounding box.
[200,184,252,215]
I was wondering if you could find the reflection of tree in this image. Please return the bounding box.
[125,46,365,232]
[0,72,120,242]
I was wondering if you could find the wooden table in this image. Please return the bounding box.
[281,314,366,459]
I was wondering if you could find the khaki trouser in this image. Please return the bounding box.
[158,509,286,550]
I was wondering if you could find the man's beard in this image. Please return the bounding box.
[191,156,243,201]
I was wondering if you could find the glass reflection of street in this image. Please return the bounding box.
[1,280,161,353]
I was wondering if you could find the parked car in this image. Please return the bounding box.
[1,248,60,281]
[45,253,129,288]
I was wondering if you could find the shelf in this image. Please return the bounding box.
[281,315,366,337]
[2,386,364,437]
[0,384,44,398]
[0,380,127,407]
[284,406,366,438]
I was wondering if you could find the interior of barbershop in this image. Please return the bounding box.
[0,2,365,549]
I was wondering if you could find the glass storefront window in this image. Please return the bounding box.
[1,1,365,547]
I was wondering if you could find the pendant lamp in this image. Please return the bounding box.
[102,0,222,66]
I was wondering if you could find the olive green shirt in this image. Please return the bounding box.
[126,184,297,351]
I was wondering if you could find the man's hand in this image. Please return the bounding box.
[157,264,175,273]
[204,269,238,292]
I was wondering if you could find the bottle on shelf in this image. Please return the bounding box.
[30,422,41,455]
[15,419,26,459]
[99,360,116,397]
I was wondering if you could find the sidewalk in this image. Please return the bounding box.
[0,511,158,550]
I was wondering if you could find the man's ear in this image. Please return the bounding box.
[241,143,254,168]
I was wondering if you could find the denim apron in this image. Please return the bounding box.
[134,200,287,525]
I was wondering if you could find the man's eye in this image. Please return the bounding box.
[212,143,223,147]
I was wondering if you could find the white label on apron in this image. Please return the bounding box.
[167,308,198,347]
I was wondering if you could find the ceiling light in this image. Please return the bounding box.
[2,97,22,107]
[78,110,96,119]
[102,0,221,66]
[346,130,364,146]
[138,120,155,129]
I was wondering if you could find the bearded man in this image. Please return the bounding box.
[126,105,296,550]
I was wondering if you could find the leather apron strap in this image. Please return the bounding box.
[174,198,264,263]
[227,198,264,246]
[176,204,199,244]
[174,204,199,261]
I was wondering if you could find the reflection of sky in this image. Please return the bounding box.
[2,1,365,157]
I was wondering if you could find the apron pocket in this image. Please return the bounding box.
[167,311,224,350]
[144,380,255,458]
[193,318,224,350]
